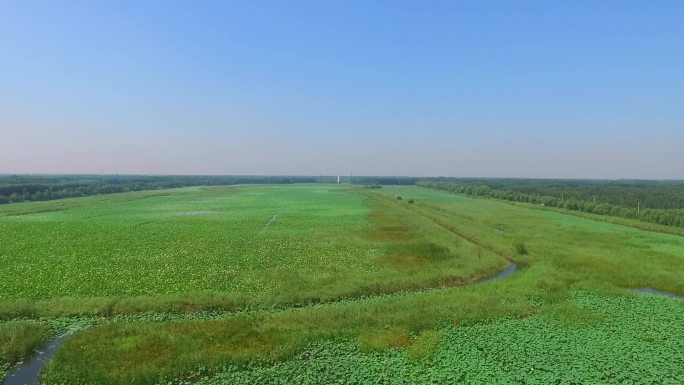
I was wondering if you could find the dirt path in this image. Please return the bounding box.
[258,206,288,236]
[258,213,279,236]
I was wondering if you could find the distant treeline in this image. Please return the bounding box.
[419,179,684,228]
[6,175,684,229]
[0,175,423,205]
[449,178,684,209]
[350,176,421,186]
[0,175,328,204]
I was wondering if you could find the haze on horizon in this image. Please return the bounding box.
[1,1,683,179]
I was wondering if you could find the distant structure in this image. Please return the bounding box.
[337,176,341,184]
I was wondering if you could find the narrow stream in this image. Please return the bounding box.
[479,262,517,283]
[2,335,67,385]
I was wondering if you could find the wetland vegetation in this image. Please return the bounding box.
[0,183,682,384]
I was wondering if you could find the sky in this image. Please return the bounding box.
[1,0,683,178]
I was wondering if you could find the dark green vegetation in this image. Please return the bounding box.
[0,175,325,204]
[1,184,682,384]
[421,179,684,227]
[0,321,50,377]
[444,178,684,209]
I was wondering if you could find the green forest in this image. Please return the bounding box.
[0,175,324,204]
[419,179,684,228]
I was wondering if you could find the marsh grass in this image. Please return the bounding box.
[43,265,556,384]
[0,321,49,371]
[405,329,442,359]
[188,292,684,385]
[43,260,680,384]
[6,185,684,384]
[358,327,412,352]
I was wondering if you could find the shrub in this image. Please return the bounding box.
[514,243,528,255]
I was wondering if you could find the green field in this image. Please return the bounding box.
[0,185,504,316]
[1,184,683,384]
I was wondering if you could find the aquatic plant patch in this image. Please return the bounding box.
[192,292,684,385]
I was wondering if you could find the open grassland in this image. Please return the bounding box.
[0,185,505,318]
[1,185,683,384]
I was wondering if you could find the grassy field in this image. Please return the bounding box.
[1,184,683,384]
[0,185,505,317]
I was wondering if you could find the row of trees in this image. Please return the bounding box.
[0,174,428,205]
[0,184,145,204]
[418,180,684,228]
[0,175,322,205]
[434,178,684,209]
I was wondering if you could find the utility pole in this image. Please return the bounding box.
[637,201,640,215]
[593,195,596,204]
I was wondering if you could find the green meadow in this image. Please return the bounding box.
[0,185,504,317]
[1,185,682,384]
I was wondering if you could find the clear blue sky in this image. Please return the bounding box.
[1,0,683,178]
